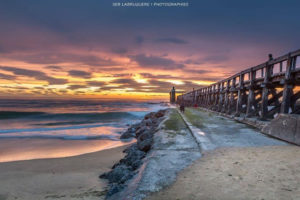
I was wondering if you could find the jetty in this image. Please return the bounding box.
[175,49,300,145]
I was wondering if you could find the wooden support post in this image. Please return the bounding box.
[199,89,202,106]
[211,86,214,107]
[261,54,275,119]
[192,89,196,104]
[206,87,210,106]
[213,85,218,110]
[270,89,280,106]
[223,80,230,113]
[228,77,236,114]
[204,88,208,107]
[209,86,212,108]
[218,82,224,112]
[261,64,272,119]
[246,70,256,117]
[206,88,209,105]
[235,73,244,116]
[202,88,206,106]
[202,89,205,106]
[281,54,295,113]
[211,85,216,109]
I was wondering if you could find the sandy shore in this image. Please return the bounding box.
[148,145,300,200]
[0,145,130,200]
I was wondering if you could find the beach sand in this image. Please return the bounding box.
[147,145,300,200]
[0,144,130,200]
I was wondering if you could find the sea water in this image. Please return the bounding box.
[0,99,168,162]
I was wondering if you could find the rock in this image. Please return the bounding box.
[138,131,153,141]
[100,109,168,197]
[123,143,137,153]
[137,138,153,152]
[120,128,135,139]
[144,118,153,126]
[151,117,159,125]
[102,165,134,184]
[120,124,141,139]
[107,183,124,196]
[144,112,155,120]
[131,159,143,170]
[155,110,165,118]
[120,144,146,169]
[135,126,150,138]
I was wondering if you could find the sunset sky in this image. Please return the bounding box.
[0,0,300,100]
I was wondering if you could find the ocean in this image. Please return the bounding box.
[0,99,168,162]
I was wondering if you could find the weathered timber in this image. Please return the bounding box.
[177,49,300,120]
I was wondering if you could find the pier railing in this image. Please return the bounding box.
[177,49,300,119]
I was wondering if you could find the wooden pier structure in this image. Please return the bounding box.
[177,49,300,120]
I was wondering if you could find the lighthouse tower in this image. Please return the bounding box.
[169,87,176,104]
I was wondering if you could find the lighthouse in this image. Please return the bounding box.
[169,87,176,104]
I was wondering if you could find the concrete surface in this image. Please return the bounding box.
[262,114,300,145]
[180,108,288,151]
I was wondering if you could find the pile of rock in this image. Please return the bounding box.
[100,109,167,196]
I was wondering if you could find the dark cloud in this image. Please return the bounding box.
[59,89,68,94]
[140,73,175,79]
[140,73,216,81]
[90,67,126,72]
[184,59,203,65]
[146,80,204,93]
[184,54,229,65]
[112,73,132,77]
[86,81,105,87]
[67,85,87,90]
[44,77,68,85]
[68,70,92,78]
[0,73,16,80]
[154,37,188,44]
[5,53,117,67]
[130,54,184,69]
[183,69,211,74]
[111,47,128,54]
[202,54,229,63]
[0,0,299,59]
[45,65,63,71]
[0,66,68,85]
[135,36,144,45]
[110,78,139,86]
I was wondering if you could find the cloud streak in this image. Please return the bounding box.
[0,66,68,85]
[68,70,92,79]
[130,54,185,69]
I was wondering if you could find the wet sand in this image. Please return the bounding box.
[0,145,130,200]
[148,145,300,200]
[0,138,131,163]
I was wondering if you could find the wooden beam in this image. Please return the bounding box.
[281,54,295,113]
[235,73,244,116]
[218,82,224,112]
[246,69,256,117]
[261,58,273,119]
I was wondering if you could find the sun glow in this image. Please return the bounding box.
[133,74,148,84]
[165,80,184,85]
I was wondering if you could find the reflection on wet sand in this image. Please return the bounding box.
[0,138,134,162]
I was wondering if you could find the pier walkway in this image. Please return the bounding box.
[178,107,288,150]
[148,108,300,200]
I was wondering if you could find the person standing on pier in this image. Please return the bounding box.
[180,103,185,113]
